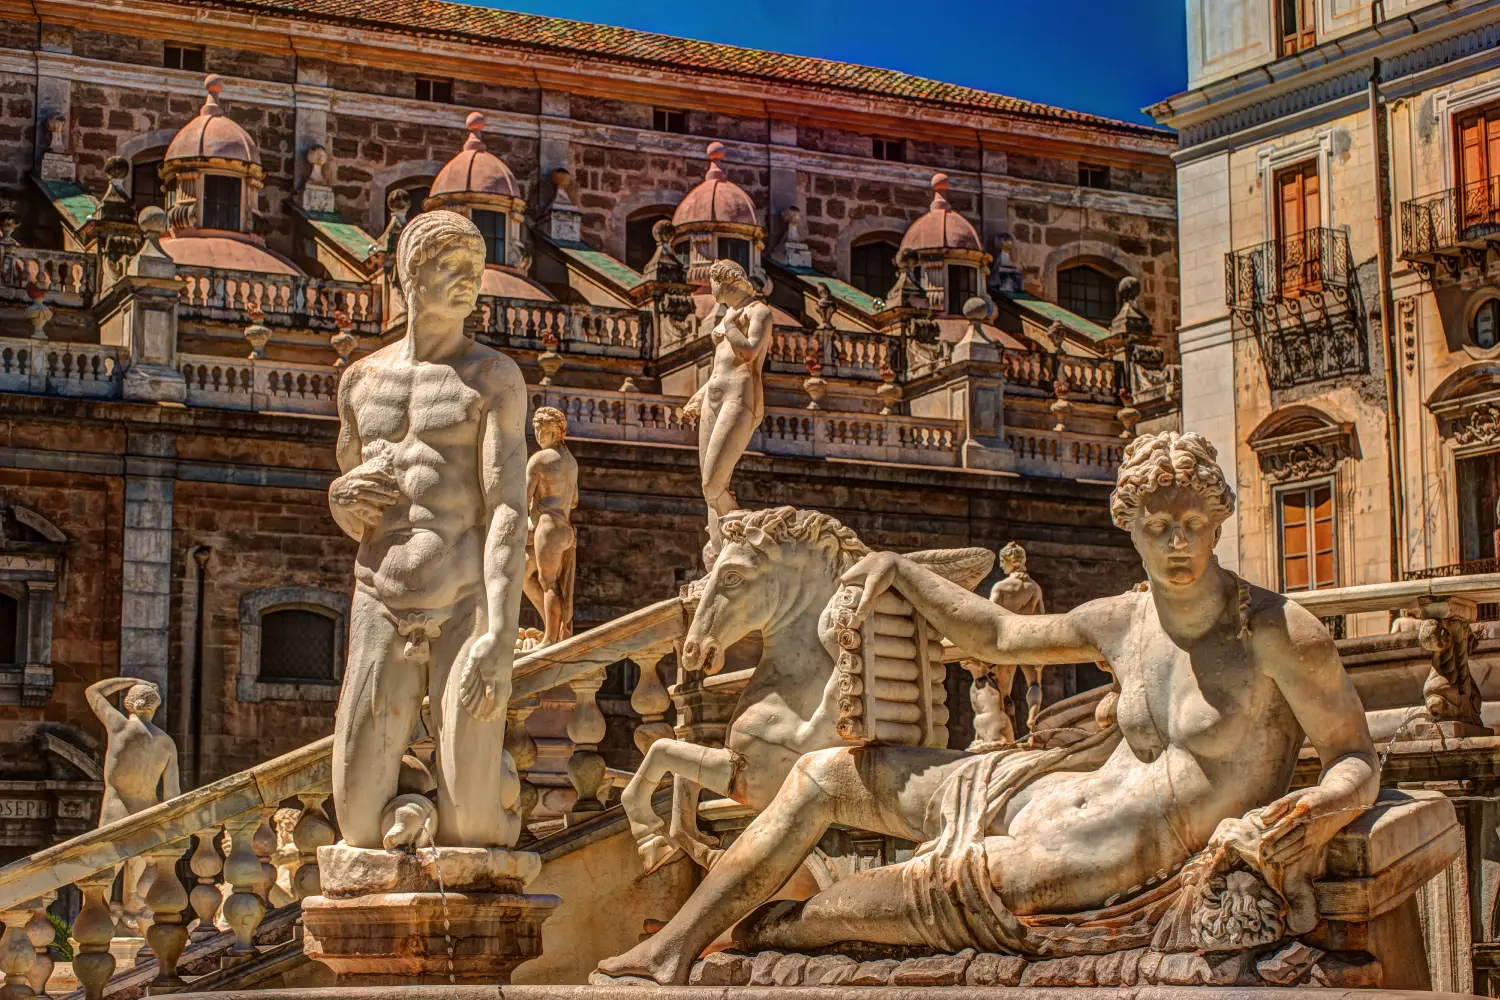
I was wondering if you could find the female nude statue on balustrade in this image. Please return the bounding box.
[597,431,1379,985]
[681,259,771,565]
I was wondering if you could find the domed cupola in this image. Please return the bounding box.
[159,74,265,236]
[671,142,764,285]
[424,112,528,273]
[900,173,991,315]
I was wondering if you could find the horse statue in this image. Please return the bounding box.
[620,506,993,872]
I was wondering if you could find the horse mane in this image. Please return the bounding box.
[719,506,869,574]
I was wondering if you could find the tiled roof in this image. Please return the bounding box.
[162,0,1170,139]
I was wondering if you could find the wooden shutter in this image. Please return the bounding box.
[1275,162,1320,295]
[1280,483,1337,592]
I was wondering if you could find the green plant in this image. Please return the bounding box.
[45,911,73,963]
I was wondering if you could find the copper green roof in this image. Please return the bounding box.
[560,246,642,291]
[35,178,97,231]
[299,210,376,263]
[158,0,1169,138]
[998,289,1110,342]
[797,272,881,314]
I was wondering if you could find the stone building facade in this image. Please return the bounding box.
[1150,0,1500,636]
[0,0,1180,858]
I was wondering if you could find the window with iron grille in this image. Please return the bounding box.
[653,108,687,134]
[132,160,164,213]
[850,239,900,299]
[163,44,205,72]
[415,77,454,103]
[201,175,242,231]
[872,137,906,163]
[473,209,506,266]
[259,609,338,684]
[1057,265,1116,325]
[1079,163,1111,190]
[945,264,977,315]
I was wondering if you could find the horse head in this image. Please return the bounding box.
[682,506,869,674]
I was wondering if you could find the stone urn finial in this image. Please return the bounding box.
[244,303,271,359]
[877,362,901,415]
[803,354,827,410]
[538,330,563,385]
[46,114,66,154]
[24,284,50,341]
[0,210,20,248]
[330,311,357,368]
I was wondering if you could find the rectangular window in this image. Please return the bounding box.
[1456,451,1500,565]
[1273,160,1321,297]
[473,209,505,266]
[201,174,242,231]
[652,108,687,134]
[415,76,454,103]
[1278,0,1316,56]
[131,160,164,213]
[163,44,206,72]
[1278,482,1336,592]
[1456,107,1500,236]
[1079,163,1111,190]
[945,264,977,316]
[872,137,906,163]
[718,237,750,271]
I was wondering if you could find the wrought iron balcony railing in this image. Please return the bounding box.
[1399,177,1500,278]
[1225,227,1355,316]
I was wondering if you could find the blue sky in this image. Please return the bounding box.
[480,0,1188,127]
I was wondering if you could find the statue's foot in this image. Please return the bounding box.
[595,935,694,986]
[638,834,681,875]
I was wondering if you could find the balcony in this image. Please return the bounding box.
[1399,177,1500,280]
[1224,228,1367,390]
[472,296,648,359]
[176,267,381,335]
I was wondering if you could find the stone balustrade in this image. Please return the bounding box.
[767,327,895,379]
[1005,430,1125,480]
[176,267,381,334]
[178,355,340,416]
[0,339,121,398]
[474,296,648,358]
[0,249,93,302]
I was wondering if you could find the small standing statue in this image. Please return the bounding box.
[523,406,578,647]
[682,260,772,567]
[326,209,528,850]
[974,541,1047,741]
[85,678,180,921]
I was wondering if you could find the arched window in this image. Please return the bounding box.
[946,264,978,315]
[850,239,899,300]
[717,237,751,271]
[201,175,242,231]
[258,608,339,684]
[625,211,673,272]
[473,209,506,266]
[1057,265,1117,326]
[132,159,165,213]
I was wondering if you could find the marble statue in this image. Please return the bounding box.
[327,209,528,850]
[522,405,578,647]
[681,260,772,567]
[86,677,180,920]
[620,507,991,873]
[977,540,1048,742]
[597,431,1379,985]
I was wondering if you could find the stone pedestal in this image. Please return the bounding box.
[301,845,557,985]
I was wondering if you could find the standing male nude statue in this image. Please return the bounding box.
[522,406,578,647]
[327,209,528,849]
[86,677,179,920]
[682,260,771,567]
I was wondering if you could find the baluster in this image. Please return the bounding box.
[0,900,38,1000]
[291,794,335,900]
[21,901,52,999]
[505,699,540,842]
[630,648,674,754]
[251,809,278,904]
[143,842,191,992]
[188,831,223,943]
[220,816,267,968]
[565,668,609,825]
[71,873,114,1000]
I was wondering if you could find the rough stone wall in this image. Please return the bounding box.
[0,70,33,209]
[0,429,125,749]
[799,172,975,276]
[325,62,538,114]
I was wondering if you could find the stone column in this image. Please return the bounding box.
[767,120,800,256]
[119,431,176,702]
[34,26,73,181]
[293,60,331,194]
[539,90,572,198]
[978,147,1009,254]
[99,209,186,404]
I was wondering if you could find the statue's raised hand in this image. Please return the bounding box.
[839,550,902,627]
[458,630,511,723]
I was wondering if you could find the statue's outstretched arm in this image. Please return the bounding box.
[842,551,1102,666]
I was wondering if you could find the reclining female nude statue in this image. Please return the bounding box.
[596,431,1380,984]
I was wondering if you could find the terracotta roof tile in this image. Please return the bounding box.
[161,0,1170,138]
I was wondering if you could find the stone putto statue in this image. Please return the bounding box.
[597,431,1380,985]
[970,540,1048,743]
[327,208,529,850]
[523,405,578,647]
[681,259,771,567]
[86,677,179,920]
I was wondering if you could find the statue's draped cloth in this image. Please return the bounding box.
[895,726,1280,958]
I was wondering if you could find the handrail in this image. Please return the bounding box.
[1286,573,1500,616]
